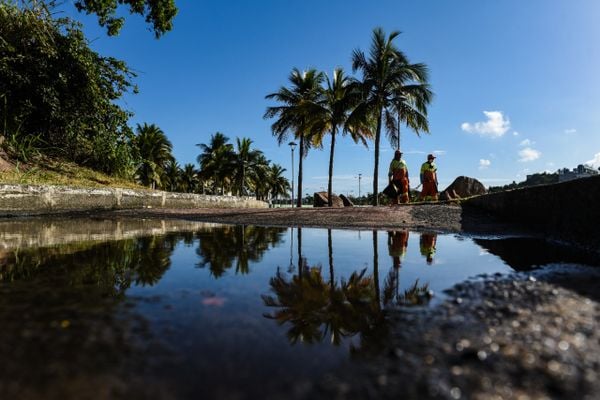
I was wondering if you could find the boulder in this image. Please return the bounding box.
[440,176,487,200]
[313,192,345,207]
[339,194,354,207]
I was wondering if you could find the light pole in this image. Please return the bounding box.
[358,173,362,203]
[288,141,297,208]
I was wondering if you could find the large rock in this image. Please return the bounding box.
[339,194,354,207]
[440,176,487,200]
[313,192,345,207]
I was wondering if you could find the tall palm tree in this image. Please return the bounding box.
[134,123,173,189]
[312,68,370,206]
[265,68,325,207]
[232,137,263,196]
[196,132,234,195]
[352,28,431,205]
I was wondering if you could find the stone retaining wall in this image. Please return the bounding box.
[0,184,268,216]
[464,175,600,245]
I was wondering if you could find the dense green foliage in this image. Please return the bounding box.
[71,0,178,37]
[0,1,137,176]
[195,132,291,199]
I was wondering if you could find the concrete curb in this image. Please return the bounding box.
[0,184,268,216]
[463,175,600,245]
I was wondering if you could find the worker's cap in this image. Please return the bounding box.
[395,149,403,155]
[427,153,436,160]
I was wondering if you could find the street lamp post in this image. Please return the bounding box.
[358,173,362,203]
[289,141,297,208]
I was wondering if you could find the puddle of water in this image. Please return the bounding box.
[0,218,596,398]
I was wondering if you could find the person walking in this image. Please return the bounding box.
[419,154,438,201]
[388,150,410,205]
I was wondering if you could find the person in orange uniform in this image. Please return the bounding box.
[419,154,438,201]
[388,230,409,268]
[419,232,437,265]
[388,150,410,204]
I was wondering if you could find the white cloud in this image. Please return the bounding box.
[519,139,535,147]
[513,131,520,136]
[461,111,511,138]
[565,128,577,134]
[479,159,491,169]
[432,150,447,156]
[585,152,600,168]
[518,147,541,162]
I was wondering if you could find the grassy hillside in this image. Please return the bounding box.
[0,155,143,189]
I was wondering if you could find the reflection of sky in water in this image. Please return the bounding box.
[3,222,583,398]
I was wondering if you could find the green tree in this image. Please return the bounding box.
[163,158,181,192]
[134,123,173,189]
[0,2,137,175]
[266,163,290,202]
[196,132,235,195]
[231,137,263,196]
[352,28,431,205]
[312,68,370,206]
[70,0,178,37]
[265,68,324,207]
[180,163,199,193]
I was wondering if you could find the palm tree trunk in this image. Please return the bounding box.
[372,108,383,206]
[297,134,304,208]
[328,229,334,291]
[327,128,336,207]
[397,112,401,150]
[297,227,303,279]
[372,230,381,311]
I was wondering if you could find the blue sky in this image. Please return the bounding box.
[68,0,600,196]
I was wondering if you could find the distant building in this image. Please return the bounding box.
[557,164,599,182]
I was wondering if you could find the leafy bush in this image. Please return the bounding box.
[0,1,138,176]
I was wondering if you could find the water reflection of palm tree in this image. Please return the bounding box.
[195,225,286,277]
[419,232,437,265]
[263,228,384,347]
[262,266,382,346]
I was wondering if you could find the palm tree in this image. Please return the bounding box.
[266,163,290,203]
[163,158,181,192]
[134,123,173,189]
[352,28,431,205]
[231,137,263,196]
[312,68,370,206]
[180,163,199,193]
[196,132,234,195]
[265,68,325,207]
[248,154,271,200]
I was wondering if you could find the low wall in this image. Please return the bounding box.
[0,184,268,216]
[464,175,600,245]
